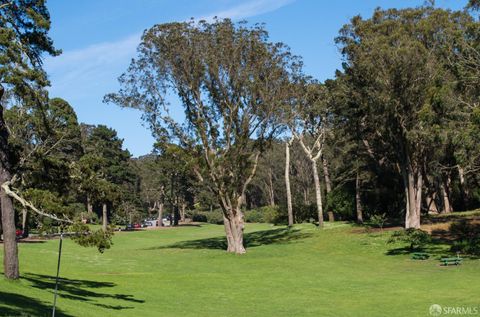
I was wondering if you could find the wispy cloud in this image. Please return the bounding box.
[200,0,295,21]
[45,0,296,89]
[44,33,140,96]
[43,0,295,156]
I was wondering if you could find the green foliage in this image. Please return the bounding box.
[388,228,431,250]
[449,220,480,255]
[190,210,223,224]
[244,206,280,224]
[326,187,355,220]
[369,213,387,230]
[69,223,114,253]
[293,204,318,224]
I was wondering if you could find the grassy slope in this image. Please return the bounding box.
[0,222,479,317]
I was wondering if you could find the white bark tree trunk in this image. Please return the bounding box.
[311,160,324,228]
[102,202,108,231]
[157,201,164,227]
[458,165,468,209]
[268,168,275,206]
[440,181,452,214]
[21,208,27,232]
[285,141,294,227]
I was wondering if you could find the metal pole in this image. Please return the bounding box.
[52,232,63,317]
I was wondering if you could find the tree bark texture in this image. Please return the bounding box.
[311,160,324,228]
[285,141,294,227]
[102,203,108,231]
[0,86,19,279]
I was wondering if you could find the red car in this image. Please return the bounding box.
[133,223,141,229]
[16,229,24,239]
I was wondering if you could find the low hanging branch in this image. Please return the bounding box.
[1,180,73,224]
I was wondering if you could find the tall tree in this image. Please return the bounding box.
[77,125,134,230]
[290,82,329,227]
[336,7,472,228]
[0,0,59,279]
[106,19,298,253]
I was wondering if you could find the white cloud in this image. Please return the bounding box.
[44,33,140,96]
[42,0,295,156]
[200,0,295,21]
[44,0,296,89]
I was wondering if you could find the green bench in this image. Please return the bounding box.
[411,252,430,260]
[440,257,463,266]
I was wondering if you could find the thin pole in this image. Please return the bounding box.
[52,232,63,317]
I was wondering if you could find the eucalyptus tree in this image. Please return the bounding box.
[336,7,474,228]
[0,0,59,279]
[106,19,298,253]
[289,81,330,227]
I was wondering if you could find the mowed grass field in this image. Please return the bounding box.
[0,222,479,317]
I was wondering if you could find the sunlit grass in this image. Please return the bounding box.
[0,221,479,316]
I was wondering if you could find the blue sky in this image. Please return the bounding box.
[44,0,468,157]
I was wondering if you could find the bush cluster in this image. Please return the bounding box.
[450,220,480,255]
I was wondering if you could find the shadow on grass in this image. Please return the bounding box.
[386,234,480,260]
[148,227,312,251]
[0,291,73,317]
[21,273,144,311]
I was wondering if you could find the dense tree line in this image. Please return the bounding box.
[1,1,479,278]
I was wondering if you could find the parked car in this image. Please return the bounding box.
[133,223,141,229]
[15,229,26,240]
[123,224,135,231]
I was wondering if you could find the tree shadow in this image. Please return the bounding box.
[0,291,74,317]
[21,273,144,311]
[385,244,446,258]
[147,228,312,251]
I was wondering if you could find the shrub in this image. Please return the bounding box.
[294,203,317,223]
[449,220,480,255]
[388,228,431,250]
[326,187,355,220]
[369,213,387,230]
[191,210,223,224]
[244,206,280,224]
[244,209,264,223]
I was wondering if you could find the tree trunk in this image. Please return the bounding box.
[0,88,19,279]
[86,196,93,215]
[102,203,108,231]
[355,170,363,224]
[440,180,452,214]
[21,208,28,233]
[0,168,19,279]
[311,160,324,228]
[322,155,333,221]
[322,155,332,194]
[268,168,275,207]
[180,201,186,223]
[425,191,439,214]
[157,201,164,227]
[303,188,309,205]
[173,197,179,226]
[403,164,422,229]
[285,141,294,227]
[223,207,245,254]
[458,165,468,210]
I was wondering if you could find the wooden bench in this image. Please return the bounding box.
[440,257,463,266]
[411,252,430,260]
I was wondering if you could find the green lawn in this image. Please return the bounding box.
[0,222,479,317]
